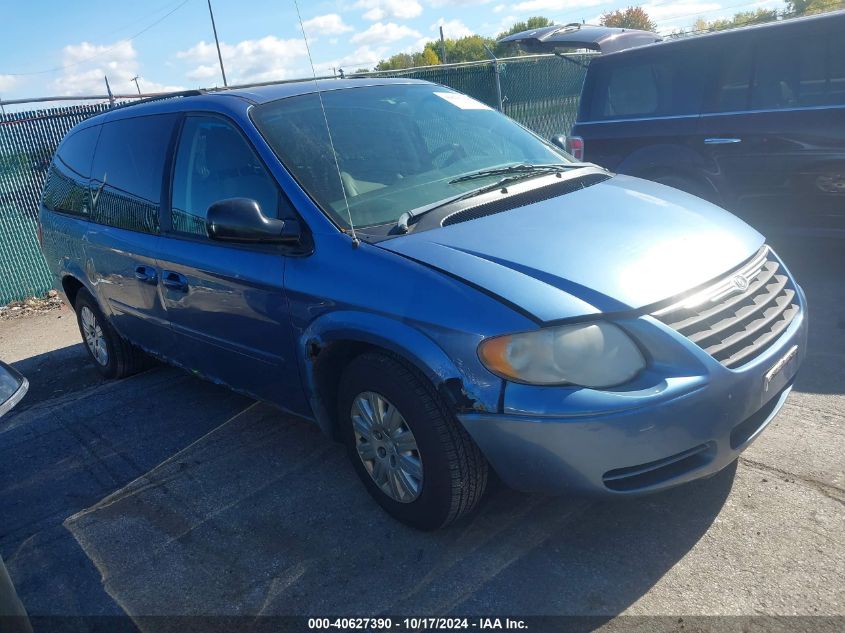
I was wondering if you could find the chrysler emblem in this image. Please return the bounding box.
[732,274,749,291]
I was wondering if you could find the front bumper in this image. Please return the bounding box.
[458,285,808,495]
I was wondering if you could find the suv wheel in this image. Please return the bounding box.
[74,289,148,379]
[338,352,488,530]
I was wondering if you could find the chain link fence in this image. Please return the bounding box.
[0,54,592,304]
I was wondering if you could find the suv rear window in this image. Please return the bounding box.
[588,51,705,120]
[42,125,99,216]
[90,114,177,234]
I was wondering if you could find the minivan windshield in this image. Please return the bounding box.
[251,84,574,229]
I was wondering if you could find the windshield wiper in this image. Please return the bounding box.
[394,164,585,234]
[448,162,581,184]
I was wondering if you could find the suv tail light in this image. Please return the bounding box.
[36,219,43,247]
[566,136,584,161]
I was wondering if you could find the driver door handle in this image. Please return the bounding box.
[704,137,742,145]
[161,270,188,292]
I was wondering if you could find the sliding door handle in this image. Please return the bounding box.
[704,137,742,145]
[161,270,188,292]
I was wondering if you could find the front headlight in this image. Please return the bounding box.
[478,321,645,388]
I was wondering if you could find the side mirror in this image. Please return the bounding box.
[549,134,568,151]
[0,360,28,418]
[206,198,301,244]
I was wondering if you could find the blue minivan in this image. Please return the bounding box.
[39,79,806,529]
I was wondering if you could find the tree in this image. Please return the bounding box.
[495,16,553,56]
[699,8,779,32]
[787,0,843,15]
[496,16,554,39]
[600,6,657,31]
[420,46,440,66]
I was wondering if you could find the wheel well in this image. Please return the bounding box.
[61,276,84,308]
[310,339,475,440]
[311,340,376,440]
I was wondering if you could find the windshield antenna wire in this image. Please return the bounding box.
[293,0,359,248]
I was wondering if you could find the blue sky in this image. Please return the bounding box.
[0,0,784,102]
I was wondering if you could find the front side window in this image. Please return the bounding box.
[42,125,99,216]
[90,114,177,233]
[170,116,280,237]
[251,84,568,229]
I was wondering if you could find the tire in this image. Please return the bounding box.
[74,289,148,379]
[338,352,488,530]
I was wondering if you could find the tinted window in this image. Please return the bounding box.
[90,114,176,233]
[711,44,753,112]
[170,116,280,237]
[589,51,706,120]
[752,34,828,109]
[42,125,99,216]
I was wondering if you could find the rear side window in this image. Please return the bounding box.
[90,114,177,233]
[42,126,99,216]
[752,34,828,109]
[711,44,753,113]
[589,50,705,120]
[170,116,280,238]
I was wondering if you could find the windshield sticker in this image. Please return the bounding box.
[434,92,493,110]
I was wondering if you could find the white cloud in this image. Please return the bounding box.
[508,0,604,11]
[355,0,423,21]
[642,1,722,24]
[177,36,308,85]
[431,18,474,39]
[51,40,182,96]
[302,13,354,34]
[0,75,17,92]
[351,22,423,45]
[428,0,491,5]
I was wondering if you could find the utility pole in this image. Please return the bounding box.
[207,0,228,87]
[439,26,447,64]
[130,76,142,95]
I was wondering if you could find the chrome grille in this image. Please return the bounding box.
[653,246,799,368]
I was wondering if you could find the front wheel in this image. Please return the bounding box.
[338,352,488,530]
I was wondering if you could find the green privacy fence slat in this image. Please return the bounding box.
[0,103,116,304]
[0,54,591,304]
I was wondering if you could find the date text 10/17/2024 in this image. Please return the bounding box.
[307,618,528,630]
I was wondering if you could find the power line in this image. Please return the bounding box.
[1,0,193,77]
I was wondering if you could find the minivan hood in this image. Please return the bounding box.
[378,174,764,323]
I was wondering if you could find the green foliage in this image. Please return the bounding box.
[600,6,657,31]
[495,16,553,57]
[693,7,779,33]
[787,0,843,14]
[376,43,442,70]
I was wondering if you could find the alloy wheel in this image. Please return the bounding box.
[351,391,423,503]
[80,306,109,366]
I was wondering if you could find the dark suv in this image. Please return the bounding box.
[569,11,845,234]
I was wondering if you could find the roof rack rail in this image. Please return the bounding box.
[109,89,207,111]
